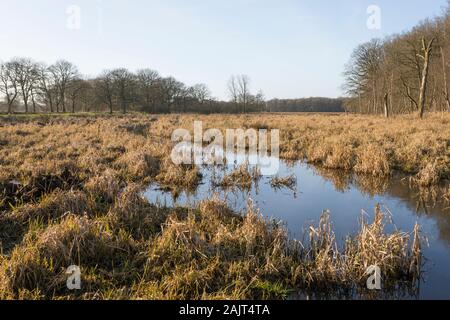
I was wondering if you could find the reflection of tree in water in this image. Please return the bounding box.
[353,174,390,197]
[311,166,353,192]
[312,166,391,196]
[283,159,300,169]
[311,165,450,246]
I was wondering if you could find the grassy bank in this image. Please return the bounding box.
[0,113,441,299]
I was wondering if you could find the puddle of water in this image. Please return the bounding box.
[144,152,450,300]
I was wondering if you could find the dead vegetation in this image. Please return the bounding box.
[298,205,421,295]
[155,159,202,191]
[0,195,422,300]
[412,161,444,187]
[215,163,261,189]
[0,113,440,299]
[159,113,449,185]
[270,175,297,190]
[444,186,450,206]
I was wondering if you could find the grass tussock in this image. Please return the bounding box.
[0,190,423,300]
[0,215,137,299]
[294,205,421,296]
[412,161,443,187]
[84,170,124,209]
[155,160,202,190]
[106,184,168,240]
[116,151,160,182]
[270,175,297,190]
[354,144,391,177]
[0,190,91,252]
[345,206,420,286]
[216,163,261,189]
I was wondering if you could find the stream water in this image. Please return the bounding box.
[144,152,450,300]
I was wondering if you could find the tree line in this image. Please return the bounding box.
[266,97,345,113]
[0,58,267,114]
[343,3,450,118]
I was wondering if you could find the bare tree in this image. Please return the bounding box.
[343,39,384,114]
[13,58,39,113]
[441,45,450,111]
[95,70,116,114]
[255,90,266,112]
[227,76,239,112]
[0,62,19,114]
[417,37,435,118]
[343,20,445,117]
[192,84,211,105]
[110,68,135,114]
[237,75,251,113]
[49,60,80,112]
[36,63,57,112]
[67,79,90,113]
[136,69,160,113]
[160,77,184,113]
[30,85,39,113]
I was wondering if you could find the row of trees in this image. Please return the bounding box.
[343,3,450,118]
[0,58,266,114]
[0,59,81,114]
[266,97,345,113]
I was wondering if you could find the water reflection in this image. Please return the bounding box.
[144,155,450,299]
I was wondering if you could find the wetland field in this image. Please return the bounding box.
[0,113,449,300]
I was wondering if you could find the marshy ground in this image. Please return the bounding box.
[0,112,448,300]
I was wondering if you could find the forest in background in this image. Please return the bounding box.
[0,56,343,114]
[266,97,344,113]
[0,61,268,115]
[343,3,450,118]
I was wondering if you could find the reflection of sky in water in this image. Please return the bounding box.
[144,152,450,299]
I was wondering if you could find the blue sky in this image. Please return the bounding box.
[0,0,448,99]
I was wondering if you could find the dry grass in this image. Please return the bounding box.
[0,194,423,300]
[0,113,439,300]
[270,175,297,190]
[0,215,138,299]
[412,161,443,187]
[155,159,202,191]
[287,205,421,298]
[444,186,450,205]
[215,163,261,189]
[151,113,449,184]
[131,200,421,300]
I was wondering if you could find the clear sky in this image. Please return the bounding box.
[0,0,448,100]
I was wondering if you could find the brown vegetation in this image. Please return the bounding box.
[270,175,297,190]
[343,7,450,118]
[0,113,441,299]
[156,113,449,184]
[215,163,261,189]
